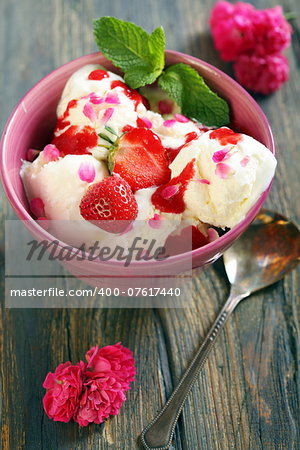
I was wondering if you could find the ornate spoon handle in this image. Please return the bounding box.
[141,288,248,450]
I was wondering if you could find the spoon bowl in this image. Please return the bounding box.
[224,209,300,295]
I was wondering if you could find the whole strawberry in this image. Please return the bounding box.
[79,175,138,234]
[108,127,171,191]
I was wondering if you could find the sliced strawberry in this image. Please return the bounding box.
[79,175,138,234]
[51,125,98,157]
[108,128,171,191]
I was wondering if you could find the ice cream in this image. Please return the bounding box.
[168,127,277,228]
[20,64,277,253]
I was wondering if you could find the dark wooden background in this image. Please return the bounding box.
[0,0,299,449]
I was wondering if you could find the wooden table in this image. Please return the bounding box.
[0,0,299,448]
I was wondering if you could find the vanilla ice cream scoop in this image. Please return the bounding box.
[169,127,277,228]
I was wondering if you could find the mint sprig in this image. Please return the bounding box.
[93,17,165,89]
[93,17,230,126]
[158,64,229,127]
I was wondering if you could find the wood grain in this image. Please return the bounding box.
[0,0,299,449]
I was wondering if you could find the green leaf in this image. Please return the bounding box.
[158,63,230,127]
[93,17,165,89]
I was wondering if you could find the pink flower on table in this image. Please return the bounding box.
[42,362,84,423]
[42,343,135,426]
[85,343,136,389]
[250,6,292,55]
[210,2,292,61]
[234,53,289,95]
[210,1,256,61]
[74,376,127,426]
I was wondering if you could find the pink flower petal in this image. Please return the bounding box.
[148,213,162,229]
[212,146,231,163]
[101,108,114,124]
[163,119,176,127]
[138,117,152,129]
[27,148,40,162]
[240,156,250,167]
[30,198,45,218]
[43,144,60,162]
[215,163,232,179]
[207,227,219,242]
[78,162,96,183]
[89,93,104,104]
[195,178,211,185]
[105,93,120,104]
[174,113,189,123]
[83,103,98,122]
[161,185,179,199]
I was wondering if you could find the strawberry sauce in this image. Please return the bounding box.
[166,131,198,163]
[110,80,143,110]
[55,99,78,132]
[88,69,109,80]
[165,225,208,254]
[151,159,196,213]
[209,128,242,146]
[52,125,98,157]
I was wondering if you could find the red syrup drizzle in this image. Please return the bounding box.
[209,128,242,146]
[110,80,143,111]
[151,159,196,214]
[88,69,109,80]
[166,131,199,163]
[136,117,148,128]
[51,125,98,156]
[54,99,78,132]
[165,225,209,255]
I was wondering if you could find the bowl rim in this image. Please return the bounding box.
[0,50,275,268]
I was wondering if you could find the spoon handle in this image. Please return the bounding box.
[141,288,248,450]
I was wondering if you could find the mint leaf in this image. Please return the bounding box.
[93,17,165,89]
[158,63,229,126]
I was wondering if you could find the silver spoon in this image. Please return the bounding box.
[141,209,300,450]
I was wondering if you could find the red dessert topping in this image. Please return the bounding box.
[151,159,196,214]
[165,224,208,255]
[166,131,199,163]
[209,128,242,146]
[55,99,78,132]
[110,80,143,111]
[52,125,98,157]
[88,70,109,80]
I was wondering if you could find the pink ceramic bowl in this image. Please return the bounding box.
[0,51,275,282]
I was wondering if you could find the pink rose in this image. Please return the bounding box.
[85,342,136,390]
[42,343,136,426]
[42,362,84,422]
[210,1,292,61]
[234,53,289,95]
[74,376,127,426]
